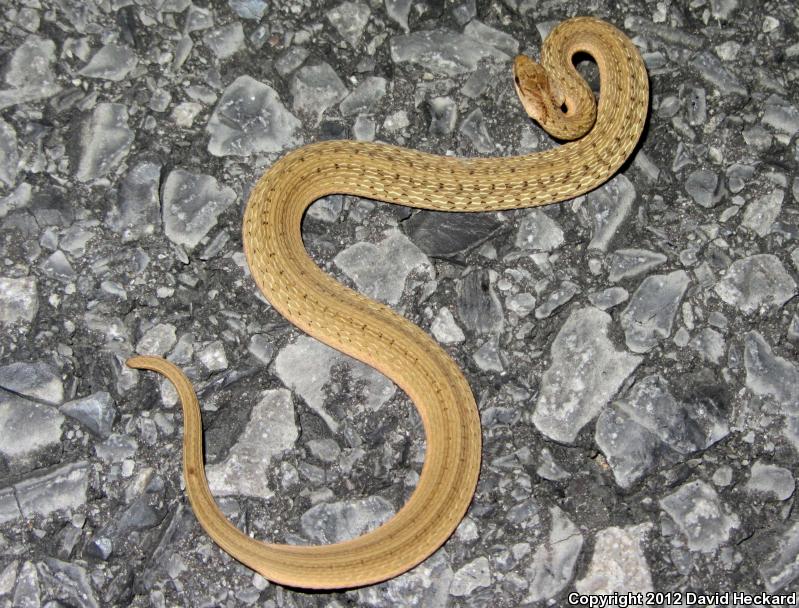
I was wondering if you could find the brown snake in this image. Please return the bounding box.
[127,17,648,590]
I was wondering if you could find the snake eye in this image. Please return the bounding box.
[514,75,521,86]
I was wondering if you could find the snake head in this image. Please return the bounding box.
[513,54,596,141]
[513,55,560,126]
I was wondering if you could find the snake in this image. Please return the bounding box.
[126,17,648,590]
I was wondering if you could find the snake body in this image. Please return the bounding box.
[127,17,648,589]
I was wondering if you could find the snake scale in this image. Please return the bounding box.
[127,17,648,589]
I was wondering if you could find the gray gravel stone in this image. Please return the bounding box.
[525,506,583,602]
[334,230,432,305]
[327,2,371,47]
[207,76,302,156]
[714,254,796,315]
[75,103,134,182]
[385,0,412,32]
[390,30,510,76]
[689,327,725,364]
[463,20,519,56]
[0,35,60,109]
[457,269,504,335]
[760,522,799,592]
[0,360,63,404]
[575,524,653,593]
[12,561,40,608]
[763,96,799,136]
[162,169,235,250]
[0,118,18,188]
[685,169,722,208]
[340,76,387,116]
[430,308,465,344]
[0,487,21,524]
[659,480,739,552]
[135,322,177,356]
[358,548,453,606]
[290,63,348,123]
[274,335,395,433]
[15,461,90,517]
[228,0,267,20]
[744,331,799,411]
[741,189,783,237]
[41,250,76,283]
[206,389,298,498]
[690,52,747,96]
[204,23,245,59]
[428,96,457,136]
[405,210,500,257]
[473,337,503,372]
[0,559,16,592]
[607,249,667,282]
[515,210,564,252]
[580,174,635,252]
[59,391,116,438]
[300,496,394,544]
[596,375,729,488]
[0,276,38,325]
[534,280,579,319]
[533,307,642,443]
[79,44,138,81]
[106,161,162,242]
[588,286,629,310]
[621,270,691,353]
[450,556,491,596]
[0,392,64,470]
[746,462,795,501]
[460,109,494,153]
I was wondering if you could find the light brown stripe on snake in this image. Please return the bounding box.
[127,17,648,589]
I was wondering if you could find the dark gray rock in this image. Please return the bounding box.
[327,2,371,47]
[106,161,162,242]
[60,391,116,438]
[207,76,302,156]
[274,335,395,433]
[15,461,90,517]
[575,524,653,593]
[596,375,729,488]
[79,44,138,81]
[390,30,510,76]
[744,331,799,411]
[0,276,38,325]
[290,63,348,123]
[525,507,583,602]
[580,174,636,252]
[659,480,739,552]
[760,522,799,592]
[460,109,494,153]
[533,307,642,443]
[75,103,134,182]
[621,270,691,353]
[206,389,298,499]
[404,210,501,257]
[457,269,504,335]
[607,249,667,282]
[340,77,387,116]
[714,254,796,315]
[685,169,723,208]
[0,361,63,404]
[300,497,394,544]
[746,462,795,501]
[515,210,564,252]
[0,118,18,188]
[162,169,235,250]
[334,230,432,305]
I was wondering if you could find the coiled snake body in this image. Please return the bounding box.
[128,17,648,589]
